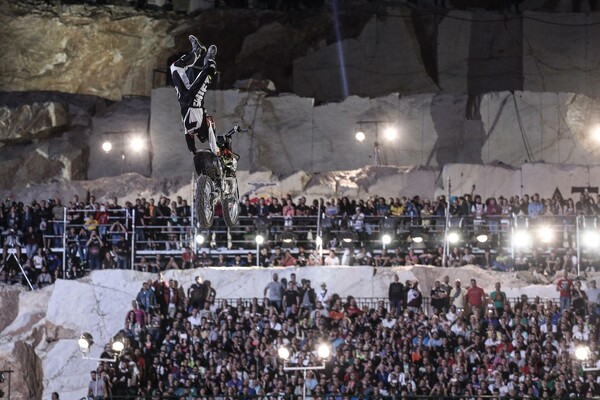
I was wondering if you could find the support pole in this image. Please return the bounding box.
[576,216,581,277]
[131,208,136,271]
[62,211,67,280]
[442,177,451,267]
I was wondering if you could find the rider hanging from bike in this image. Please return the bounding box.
[170,35,236,176]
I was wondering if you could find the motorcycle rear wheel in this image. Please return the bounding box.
[195,175,215,228]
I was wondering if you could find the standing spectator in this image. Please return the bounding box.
[203,280,216,307]
[283,281,300,317]
[489,282,507,316]
[188,276,207,310]
[441,275,452,310]
[88,370,107,400]
[388,274,405,314]
[586,279,600,314]
[86,231,103,271]
[406,281,422,313]
[430,280,447,314]
[465,278,486,316]
[22,226,40,261]
[51,198,66,247]
[528,193,544,218]
[298,279,316,311]
[316,282,332,310]
[264,272,283,310]
[136,282,156,311]
[556,270,573,312]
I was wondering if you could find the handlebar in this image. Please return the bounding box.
[226,125,249,137]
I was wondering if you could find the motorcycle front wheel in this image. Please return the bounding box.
[222,177,240,228]
[195,175,215,228]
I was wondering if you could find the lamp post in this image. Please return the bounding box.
[77,332,125,363]
[575,345,600,372]
[278,343,331,400]
[255,234,264,267]
[102,131,146,174]
[355,120,397,166]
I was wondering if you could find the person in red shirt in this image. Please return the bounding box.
[556,269,573,312]
[465,278,486,316]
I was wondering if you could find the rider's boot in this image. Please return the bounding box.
[204,45,217,66]
[189,35,206,58]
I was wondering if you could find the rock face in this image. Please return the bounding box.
[0,267,592,399]
[1,4,600,102]
[0,102,68,144]
[150,88,600,178]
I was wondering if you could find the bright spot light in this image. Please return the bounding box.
[278,347,290,361]
[412,236,423,243]
[383,126,397,141]
[355,131,366,142]
[381,234,392,245]
[129,136,145,152]
[317,343,331,359]
[575,345,591,361]
[538,226,554,243]
[255,235,264,245]
[476,233,488,243]
[195,234,205,245]
[342,237,353,243]
[513,231,531,248]
[102,141,113,153]
[591,125,600,143]
[447,232,460,244]
[316,236,323,246]
[583,231,600,248]
[112,339,125,353]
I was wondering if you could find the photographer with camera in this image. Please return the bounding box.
[1,224,23,265]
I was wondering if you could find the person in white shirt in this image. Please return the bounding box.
[324,249,340,266]
[381,314,396,329]
[187,308,202,327]
[316,283,332,310]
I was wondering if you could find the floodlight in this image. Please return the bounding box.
[513,230,531,248]
[582,231,600,248]
[317,343,331,359]
[195,234,205,245]
[337,231,357,248]
[476,233,488,243]
[575,345,591,361]
[381,234,392,245]
[447,231,460,244]
[255,235,264,245]
[410,228,426,243]
[129,136,145,152]
[591,124,600,143]
[355,131,366,142]
[278,346,290,361]
[111,337,125,354]
[280,231,296,248]
[78,332,94,354]
[102,141,113,153]
[383,126,397,141]
[538,226,554,244]
[412,236,423,243]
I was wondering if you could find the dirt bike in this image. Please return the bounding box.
[193,125,247,229]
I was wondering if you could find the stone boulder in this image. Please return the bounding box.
[0,102,68,144]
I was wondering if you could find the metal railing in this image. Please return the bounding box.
[2,211,599,286]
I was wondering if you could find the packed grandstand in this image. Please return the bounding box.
[1,190,600,398]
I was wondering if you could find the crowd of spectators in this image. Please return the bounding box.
[1,190,599,288]
[86,269,600,399]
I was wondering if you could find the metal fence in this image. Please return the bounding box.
[1,211,599,284]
